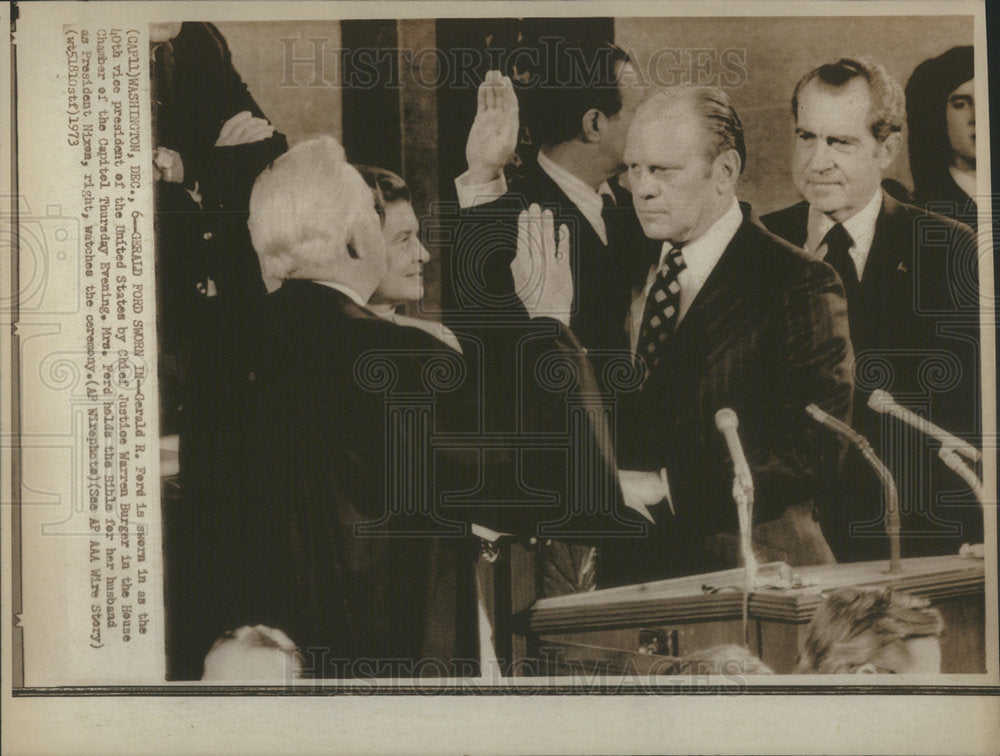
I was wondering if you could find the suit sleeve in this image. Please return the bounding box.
[749,259,855,521]
[431,318,646,542]
[171,23,288,210]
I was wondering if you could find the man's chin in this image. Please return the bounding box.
[637,219,672,241]
[802,191,843,214]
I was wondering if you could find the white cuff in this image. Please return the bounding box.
[455,170,508,209]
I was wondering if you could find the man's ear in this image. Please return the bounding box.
[346,223,363,260]
[878,132,903,170]
[713,149,742,192]
[581,108,605,143]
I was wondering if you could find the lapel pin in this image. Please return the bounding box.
[897,262,908,273]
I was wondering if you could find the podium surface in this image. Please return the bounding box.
[528,554,986,674]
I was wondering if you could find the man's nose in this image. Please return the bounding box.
[416,242,431,264]
[634,169,660,199]
[807,140,835,172]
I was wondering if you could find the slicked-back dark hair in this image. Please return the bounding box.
[515,41,631,147]
[637,86,747,175]
[792,57,905,143]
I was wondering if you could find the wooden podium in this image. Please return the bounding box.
[524,554,986,674]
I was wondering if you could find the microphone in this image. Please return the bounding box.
[868,389,980,462]
[715,408,757,607]
[805,404,901,574]
[714,408,754,498]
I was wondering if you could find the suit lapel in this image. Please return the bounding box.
[765,201,810,248]
[658,220,758,379]
[861,195,909,293]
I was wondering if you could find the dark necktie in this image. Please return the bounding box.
[822,223,858,300]
[635,245,686,378]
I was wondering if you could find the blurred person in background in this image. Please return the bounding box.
[905,46,977,229]
[796,587,944,674]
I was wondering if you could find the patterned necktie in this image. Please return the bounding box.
[635,245,686,377]
[822,222,858,298]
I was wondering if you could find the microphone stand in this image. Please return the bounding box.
[869,389,985,547]
[806,405,902,575]
[714,408,757,643]
[939,444,986,505]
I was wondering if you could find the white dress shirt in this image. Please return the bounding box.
[804,188,883,280]
[368,303,464,354]
[314,280,369,308]
[949,165,977,203]
[628,197,743,356]
[455,150,615,244]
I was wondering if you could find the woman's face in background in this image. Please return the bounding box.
[370,202,430,306]
[946,79,975,168]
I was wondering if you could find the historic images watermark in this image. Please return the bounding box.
[275,39,750,91]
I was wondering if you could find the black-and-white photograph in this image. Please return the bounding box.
[148,12,989,682]
[4,1,998,753]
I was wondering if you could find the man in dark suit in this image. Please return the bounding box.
[442,45,657,597]
[152,22,292,679]
[171,135,645,679]
[761,58,981,562]
[601,87,854,586]
[150,22,288,433]
[444,45,656,356]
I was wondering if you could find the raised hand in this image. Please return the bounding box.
[511,204,572,326]
[215,110,276,147]
[464,70,519,185]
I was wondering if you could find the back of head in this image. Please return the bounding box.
[792,57,905,143]
[249,134,372,287]
[201,625,304,682]
[679,644,773,676]
[515,39,630,148]
[796,587,944,674]
[905,46,974,199]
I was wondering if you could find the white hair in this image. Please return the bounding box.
[248,134,373,286]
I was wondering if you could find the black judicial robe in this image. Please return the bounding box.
[185,280,642,677]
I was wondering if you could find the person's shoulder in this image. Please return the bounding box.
[758,200,810,238]
[738,211,836,286]
[739,208,810,262]
[881,194,975,238]
[172,22,231,59]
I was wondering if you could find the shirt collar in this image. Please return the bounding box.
[660,196,742,284]
[537,150,614,242]
[806,188,883,275]
[949,165,977,202]
[314,280,369,308]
